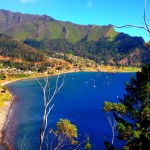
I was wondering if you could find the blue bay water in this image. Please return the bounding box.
[6,72,135,150]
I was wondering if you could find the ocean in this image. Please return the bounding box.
[5,72,135,150]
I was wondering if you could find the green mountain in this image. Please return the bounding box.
[0,9,118,43]
[0,33,46,62]
[0,9,149,66]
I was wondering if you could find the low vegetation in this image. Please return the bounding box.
[49,119,91,150]
[0,86,11,107]
[49,119,78,148]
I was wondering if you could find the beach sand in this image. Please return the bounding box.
[0,94,14,146]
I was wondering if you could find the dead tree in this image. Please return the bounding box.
[36,75,65,150]
[114,0,150,35]
[105,112,117,145]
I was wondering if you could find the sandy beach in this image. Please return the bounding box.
[0,95,14,141]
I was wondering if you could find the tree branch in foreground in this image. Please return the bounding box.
[36,75,65,150]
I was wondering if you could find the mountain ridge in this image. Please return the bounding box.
[0,9,149,66]
[0,9,120,43]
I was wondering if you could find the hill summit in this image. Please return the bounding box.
[0,9,119,43]
[0,9,149,66]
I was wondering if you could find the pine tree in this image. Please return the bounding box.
[104,64,150,150]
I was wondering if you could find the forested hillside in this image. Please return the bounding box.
[24,33,149,66]
[0,33,46,62]
[0,9,149,66]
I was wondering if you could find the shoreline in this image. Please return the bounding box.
[0,67,140,148]
[0,93,14,149]
[0,69,81,147]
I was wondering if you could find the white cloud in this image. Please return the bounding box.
[20,0,36,2]
[87,0,93,8]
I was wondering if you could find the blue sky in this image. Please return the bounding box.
[0,0,150,41]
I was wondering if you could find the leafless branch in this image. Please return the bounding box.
[73,140,86,150]
[54,134,68,150]
[144,0,150,33]
[106,112,117,145]
[114,0,150,35]
[113,24,149,32]
[49,128,85,150]
[20,135,27,150]
[47,74,65,108]
[42,104,54,147]
[36,75,65,150]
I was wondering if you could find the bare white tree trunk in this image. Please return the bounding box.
[106,112,117,145]
[20,135,27,150]
[36,75,65,150]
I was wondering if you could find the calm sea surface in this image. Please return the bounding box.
[5,72,135,150]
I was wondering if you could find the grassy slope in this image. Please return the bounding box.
[0,10,117,43]
[88,26,108,41]
[0,87,11,107]
[105,27,119,41]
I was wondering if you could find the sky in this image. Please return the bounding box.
[0,0,150,42]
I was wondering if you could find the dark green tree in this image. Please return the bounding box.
[103,64,150,150]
